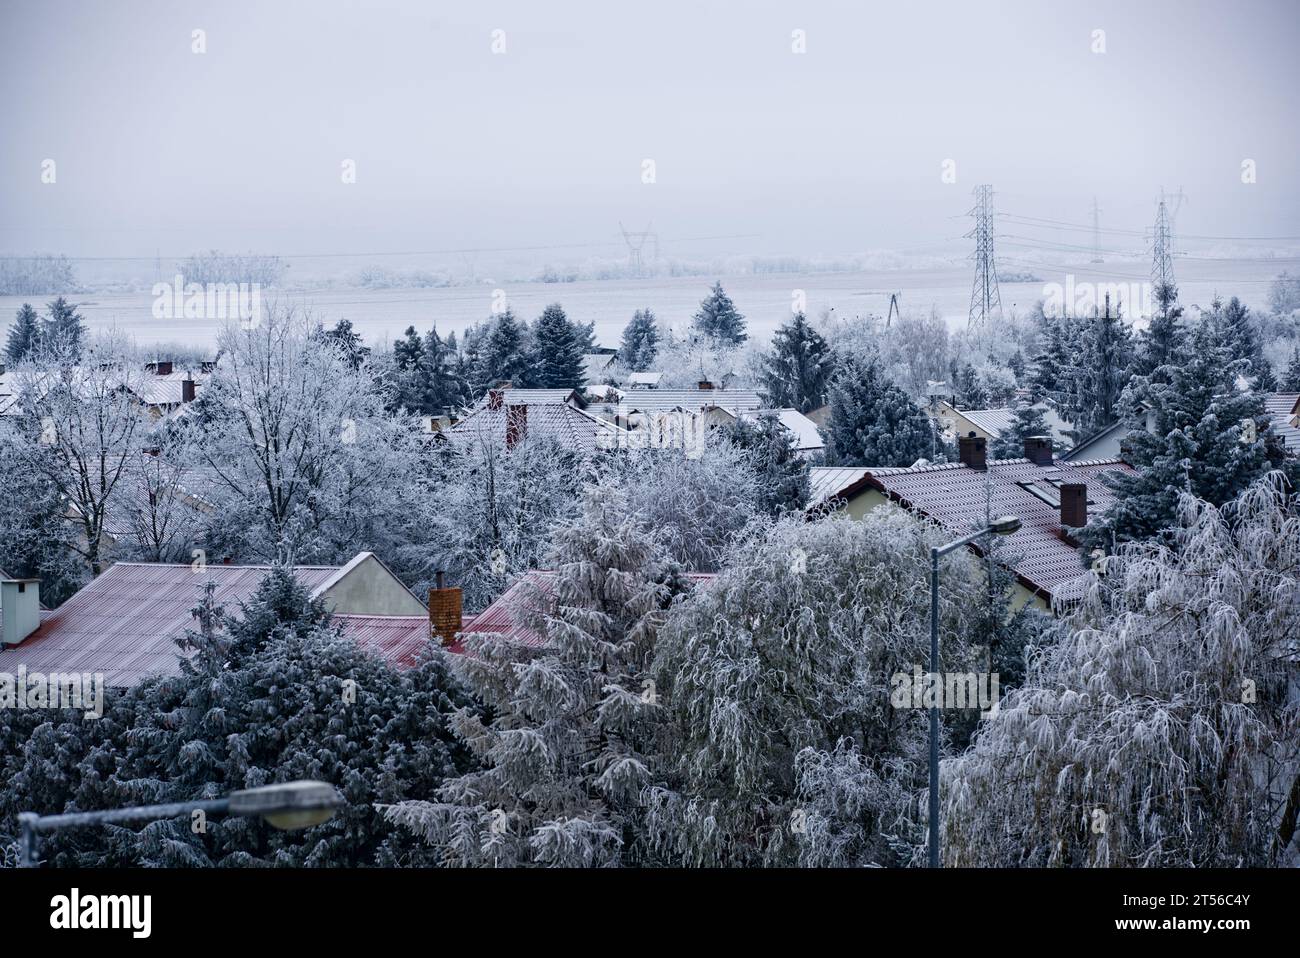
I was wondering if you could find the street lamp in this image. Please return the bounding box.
[17,780,343,867]
[927,516,1020,868]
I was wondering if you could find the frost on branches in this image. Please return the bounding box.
[382,484,687,866]
[644,511,986,867]
[944,475,1300,867]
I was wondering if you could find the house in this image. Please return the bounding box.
[0,552,431,687]
[626,371,664,389]
[719,408,825,458]
[582,353,617,386]
[1264,392,1300,456]
[1064,393,1299,462]
[928,400,1073,449]
[807,435,1135,609]
[449,388,627,455]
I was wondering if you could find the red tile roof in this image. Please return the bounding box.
[335,614,432,669]
[845,456,1135,603]
[0,559,425,686]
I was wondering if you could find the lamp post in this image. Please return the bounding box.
[17,780,342,867]
[927,515,1021,868]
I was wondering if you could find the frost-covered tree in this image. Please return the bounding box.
[1211,296,1274,390]
[473,308,531,392]
[618,309,659,371]
[0,567,477,867]
[383,484,686,867]
[1080,320,1296,550]
[194,309,425,565]
[761,312,833,413]
[313,318,370,369]
[1060,296,1134,440]
[691,281,747,345]
[989,396,1055,460]
[722,413,810,515]
[1281,346,1300,393]
[41,296,86,358]
[4,303,40,364]
[0,420,82,602]
[824,351,937,466]
[529,303,587,389]
[945,477,1300,867]
[7,335,150,575]
[402,427,586,609]
[605,442,764,572]
[645,511,984,867]
[1268,270,1300,317]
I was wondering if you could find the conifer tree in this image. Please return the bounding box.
[1281,346,1300,392]
[761,312,834,413]
[989,396,1055,460]
[823,351,937,466]
[618,309,659,371]
[691,281,747,344]
[384,484,685,867]
[4,303,40,364]
[474,308,531,391]
[529,303,587,389]
[723,413,811,514]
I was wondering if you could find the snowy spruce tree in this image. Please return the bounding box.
[1282,346,1300,392]
[1080,319,1296,550]
[529,303,587,389]
[945,477,1300,867]
[989,395,1055,460]
[383,483,686,867]
[722,413,811,514]
[644,511,984,867]
[691,281,747,344]
[618,308,659,371]
[1060,296,1134,440]
[761,311,834,414]
[4,303,41,364]
[1210,296,1274,390]
[823,350,937,467]
[473,308,531,391]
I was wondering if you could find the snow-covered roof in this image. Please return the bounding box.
[742,408,825,453]
[1265,392,1300,455]
[627,372,663,387]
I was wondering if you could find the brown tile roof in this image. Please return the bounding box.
[849,456,1135,602]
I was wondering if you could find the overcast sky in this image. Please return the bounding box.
[2,0,1298,266]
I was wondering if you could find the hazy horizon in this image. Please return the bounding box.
[3,0,1299,277]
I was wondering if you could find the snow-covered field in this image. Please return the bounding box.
[1,256,1286,351]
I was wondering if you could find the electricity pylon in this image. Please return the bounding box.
[966,185,1003,333]
[619,221,657,276]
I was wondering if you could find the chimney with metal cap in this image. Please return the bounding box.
[1024,435,1053,466]
[429,571,463,647]
[1060,483,1088,530]
[958,435,987,470]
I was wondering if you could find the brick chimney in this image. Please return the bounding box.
[150,360,173,376]
[1023,435,1053,466]
[958,435,987,470]
[429,571,463,647]
[1060,483,1087,530]
[505,403,528,448]
[487,389,504,411]
[1,578,41,646]
[181,378,196,403]
[698,380,714,390]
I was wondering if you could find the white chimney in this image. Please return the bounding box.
[1,578,41,646]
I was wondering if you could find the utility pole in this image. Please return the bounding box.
[1089,196,1103,263]
[886,292,901,329]
[966,184,1003,334]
